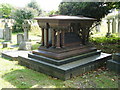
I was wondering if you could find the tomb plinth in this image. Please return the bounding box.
[18,16,112,80]
[33,16,97,60]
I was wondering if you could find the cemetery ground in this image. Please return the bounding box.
[0,31,120,88]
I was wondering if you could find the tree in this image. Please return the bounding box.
[48,10,59,16]
[58,2,119,21]
[58,2,120,43]
[27,0,41,16]
[0,4,13,19]
[12,8,34,32]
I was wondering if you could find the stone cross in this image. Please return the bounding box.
[22,20,31,41]
[18,20,32,50]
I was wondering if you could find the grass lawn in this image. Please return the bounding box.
[0,57,119,89]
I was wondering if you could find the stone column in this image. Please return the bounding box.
[52,29,56,48]
[112,18,116,33]
[106,19,111,37]
[24,29,28,41]
[61,30,65,48]
[41,28,44,46]
[118,18,120,37]
[118,10,120,37]
[56,30,61,48]
[49,28,52,43]
[45,28,49,48]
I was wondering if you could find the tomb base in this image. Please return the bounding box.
[107,53,120,74]
[18,47,112,80]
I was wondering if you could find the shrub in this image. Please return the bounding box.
[90,36,120,44]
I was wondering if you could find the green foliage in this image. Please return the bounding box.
[27,0,41,16]
[106,2,120,9]
[32,43,40,50]
[58,2,117,21]
[91,35,120,44]
[0,4,13,18]
[12,8,34,32]
[48,10,59,16]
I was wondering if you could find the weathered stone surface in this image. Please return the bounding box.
[1,50,30,61]
[107,60,120,74]
[4,23,12,41]
[107,53,120,74]
[28,50,101,66]
[17,34,24,45]
[18,41,32,50]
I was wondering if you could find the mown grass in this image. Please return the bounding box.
[0,57,119,89]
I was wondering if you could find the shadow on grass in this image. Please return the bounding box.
[2,69,64,88]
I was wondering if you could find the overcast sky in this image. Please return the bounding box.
[0,0,62,11]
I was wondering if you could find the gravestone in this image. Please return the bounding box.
[18,20,32,50]
[0,28,4,39]
[17,34,24,45]
[4,23,12,42]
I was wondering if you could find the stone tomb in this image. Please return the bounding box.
[18,16,111,80]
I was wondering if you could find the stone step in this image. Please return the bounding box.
[18,53,111,80]
[28,50,101,66]
[32,47,97,60]
[1,51,30,61]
